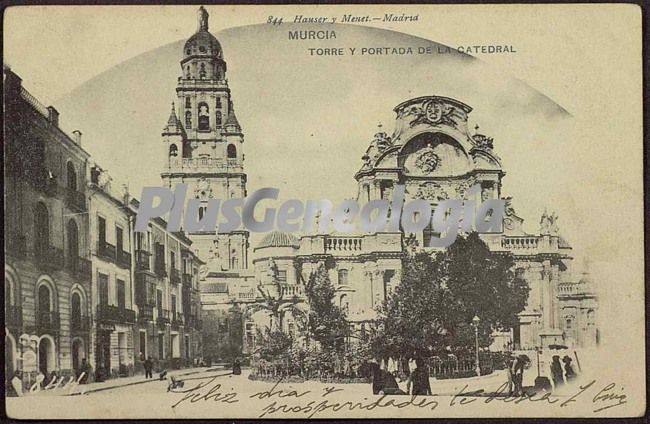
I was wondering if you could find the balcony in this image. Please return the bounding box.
[68,256,92,279]
[64,187,86,211]
[157,309,170,325]
[170,268,181,285]
[182,273,193,286]
[35,245,64,270]
[135,250,151,271]
[154,259,167,278]
[172,312,184,327]
[97,241,116,261]
[38,311,60,331]
[70,315,90,333]
[96,304,136,324]
[7,234,27,257]
[6,305,22,328]
[117,250,131,269]
[138,305,154,322]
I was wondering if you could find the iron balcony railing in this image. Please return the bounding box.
[97,241,117,261]
[64,187,86,211]
[135,249,151,271]
[170,267,181,285]
[96,304,136,324]
[70,315,90,332]
[138,305,154,322]
[38,311,60,330]
[6,305,22,328]
[35,245,64,269]
[157,308,170,324]
[68,256,92,278]
[117,250,131,269]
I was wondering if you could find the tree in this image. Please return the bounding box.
[305,263,348,351]
[374,232,529,359]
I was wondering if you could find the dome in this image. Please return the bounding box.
[183,6,222,59]
[256,231,300,249]
[183,30,222,59]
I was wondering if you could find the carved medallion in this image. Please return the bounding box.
[415,147,440,174]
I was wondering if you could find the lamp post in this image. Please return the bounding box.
[472,315,481,376]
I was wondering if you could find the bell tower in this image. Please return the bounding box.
[161,6,249,271]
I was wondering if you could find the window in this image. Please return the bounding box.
[185,98,191,108]
[67,219,79,260]
[99,274,109,305]
[227,144,237,159]
[38,284,52,325]
[116,226,124,254]
[171,295,177,318]
[185,111,192,129]
[216,111,222,126]
[170,251,176,271]
[198,102,210,130]
[216,98,222,108]
[199,63,206,79]
[156,290,163,315]
[169,144,178,157]
[71,292,82,323]
[98,216,106,245]
[34,202,49,252]
[117,279,126,309]
[338,269,349,286]
[66,162,77,191]
[277,270,287,282]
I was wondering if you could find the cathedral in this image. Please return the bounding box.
[161,8,598,361]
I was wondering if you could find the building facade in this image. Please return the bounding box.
[5,68,93,382]
[4,67,205,385]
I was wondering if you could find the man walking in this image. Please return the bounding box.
[144,356,153,379]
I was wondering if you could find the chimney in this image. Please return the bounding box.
[47,106,59,127]
[72,130,82,145]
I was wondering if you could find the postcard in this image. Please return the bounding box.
[3,4,644,419]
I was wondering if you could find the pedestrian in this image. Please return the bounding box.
[10,370,23,397]
[144,356,153,379]
[232,358,242,375]
[370,362,405,395]
[562,356,576,383]
[550,355,564,389]
[406,358,432,396]
[511,354,531,396]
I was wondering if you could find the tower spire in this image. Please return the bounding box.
[197,6,209,31]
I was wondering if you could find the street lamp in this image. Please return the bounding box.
[471,315,481,376]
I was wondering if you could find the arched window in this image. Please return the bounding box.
[198,102,210,131]
[216,97,222,108]
[227,144,237,159]
[216,111,222,126]
[38,284,52,326]
[185,111,192,129]
[199,63,206,79]
[5,282,12,309]
[34,202,49,253]
[185,66,191,79]
[198,206,206,220]
[169,144,178,157]
[185,97,191,109]
[338,269,348,286]
[71,292,82,326]
[66,162,77,191]
[67,219,79,262]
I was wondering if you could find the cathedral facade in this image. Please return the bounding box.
[161,9,598,361]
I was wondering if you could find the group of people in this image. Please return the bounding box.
[507,353,579,396]
[370,357,432,396]
[550,355,577,388]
